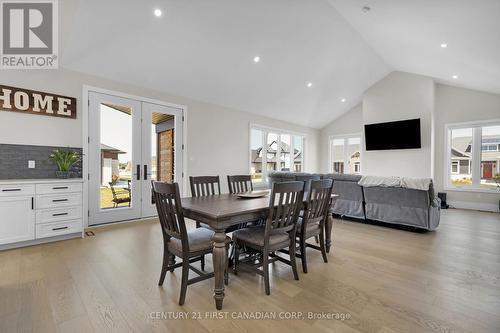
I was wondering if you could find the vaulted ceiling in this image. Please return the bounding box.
[60,0,500,128]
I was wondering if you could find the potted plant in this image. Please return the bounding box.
[50,148,80,179]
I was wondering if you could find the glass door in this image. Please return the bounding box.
[88,92,142,225]
[140,102,183,217]
[88,93,184,225]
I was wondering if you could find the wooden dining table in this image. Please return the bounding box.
[181,191,338,310]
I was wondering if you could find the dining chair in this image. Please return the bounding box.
[189,176,221,197]
[295,179,333,273]
[152,181,230,305]
[189,176,221,269]
[227,175,253,194]
[232,181,305,295]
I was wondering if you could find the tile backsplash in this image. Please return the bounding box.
[0,144,83,179]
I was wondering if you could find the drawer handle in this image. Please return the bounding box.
[53,199,68,202]
[2,188,21,192]
[52,226,68,231]
[52,212,69,217]
[53,186,69,190]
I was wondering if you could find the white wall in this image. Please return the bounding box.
[434,84,500,211]
[319,104,363,173]
[0,68,319,192]
[362,71,435,178]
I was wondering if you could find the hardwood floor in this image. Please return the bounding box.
[1,209,499,333]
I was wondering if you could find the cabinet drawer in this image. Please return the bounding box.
[36,206,82,224]
[36,219,82,239]
[36,183,83,195]
[0,184,35,197]
[37,193,82,209]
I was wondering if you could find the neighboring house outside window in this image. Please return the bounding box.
[330,135,362,175]
[250,125,305,185]
[446,121,500,192]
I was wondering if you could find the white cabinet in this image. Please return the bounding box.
[0,196,35,245]
[0,179,83,249]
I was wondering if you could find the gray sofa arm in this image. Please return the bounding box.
[428,197,441,230]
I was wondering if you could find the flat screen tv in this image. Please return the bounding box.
[364,118,421,151]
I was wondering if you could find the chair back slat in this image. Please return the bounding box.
[152,182,188,251]
[302,179,334,231]
[265,181,304,238]
[189,176,221,197]
[227,175,253,194]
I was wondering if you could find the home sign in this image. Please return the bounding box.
[0,85,76,119]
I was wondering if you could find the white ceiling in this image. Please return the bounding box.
[60,0,500,129]
[328,0,500,94]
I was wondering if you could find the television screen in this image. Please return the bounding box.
[364,118,421,151]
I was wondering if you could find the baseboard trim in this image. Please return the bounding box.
[0,232,82,251]
[448,200,499,213]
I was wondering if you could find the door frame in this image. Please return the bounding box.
[82,85,188,228]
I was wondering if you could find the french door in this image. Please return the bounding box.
[88,92,183,225]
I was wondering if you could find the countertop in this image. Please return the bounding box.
[0,178,84,185]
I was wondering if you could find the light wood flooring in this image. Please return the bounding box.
[0,209,499,333]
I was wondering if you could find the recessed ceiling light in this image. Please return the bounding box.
[253,56,260,63]
[341,98,346,103]
[452,74,458,79]
[154,9,162,17]
[307,82,313,88]
[440,43,448,48]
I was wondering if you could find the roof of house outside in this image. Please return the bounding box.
[101,144,126,154]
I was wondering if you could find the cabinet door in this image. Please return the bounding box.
[0,196,35,245]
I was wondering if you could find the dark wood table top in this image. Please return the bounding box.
[181,191,339,222]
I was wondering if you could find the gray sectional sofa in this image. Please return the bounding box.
[267,171,440,231]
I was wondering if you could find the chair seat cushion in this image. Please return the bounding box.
[232,226,289,247]
[296,217,321,237]
[168,228,229,253]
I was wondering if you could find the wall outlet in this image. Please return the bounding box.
[28,160,36,169]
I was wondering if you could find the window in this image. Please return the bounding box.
[446,121,500,192]
[329,135,362,175]
[250,125,305,184]
[354,162,361,174]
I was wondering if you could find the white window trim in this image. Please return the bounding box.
[328,133,363,175]
[249,124,306,187]
[444,118,500,194]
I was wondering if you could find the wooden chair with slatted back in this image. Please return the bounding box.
[152,181,230,305]
[188,176,221,270]
[295,179,333,273]
[189,176,221,197]
[227,175,253,194]
[232,181,305,295]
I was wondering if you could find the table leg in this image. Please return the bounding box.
[325,214,334,253]
[212,229,227,310]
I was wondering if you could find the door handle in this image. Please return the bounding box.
[136,164,141,181]
[144,165,148,180]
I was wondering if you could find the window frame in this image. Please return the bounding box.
[249,124,306,186]
[328,133,363,175]
[444,119,500,193]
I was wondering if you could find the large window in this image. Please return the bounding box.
[446,121,500,192]
[329,135,362,175]
[250,126,305,184]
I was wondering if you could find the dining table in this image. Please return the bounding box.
[181,191,338,310]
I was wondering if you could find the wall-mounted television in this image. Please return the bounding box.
[364,118,421,151]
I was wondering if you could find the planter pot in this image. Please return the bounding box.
[55,171,71,179]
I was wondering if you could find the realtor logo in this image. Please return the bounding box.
[1,0,58,69]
